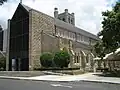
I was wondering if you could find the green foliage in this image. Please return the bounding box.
[0,0,7,5]
[98,2,120,53]
[53,50,70,68]
[94,41,106,59]
[40,52,53,67]
[0,57,6,71]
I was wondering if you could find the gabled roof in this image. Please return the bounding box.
[55,18,99,40]
[21,3,32,12]
[11,3,30,20]
[18,3,99,40]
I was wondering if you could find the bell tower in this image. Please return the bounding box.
[54,8,75,25]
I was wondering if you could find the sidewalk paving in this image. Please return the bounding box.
[0,72,120,84]
[0,71,45,77]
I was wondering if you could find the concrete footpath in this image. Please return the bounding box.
[0,72,120,84]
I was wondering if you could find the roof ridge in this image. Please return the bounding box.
[20,3,32,11]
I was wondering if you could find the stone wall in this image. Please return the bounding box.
[41,32,59,53]
[29,9,55,70]
[55,26,92,51]
[28,9,95,71]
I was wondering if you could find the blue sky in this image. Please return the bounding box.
[0,0,118,35]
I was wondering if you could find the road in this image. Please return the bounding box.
[0,79,119,90]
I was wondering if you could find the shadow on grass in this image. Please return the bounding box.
[93,71,120,78]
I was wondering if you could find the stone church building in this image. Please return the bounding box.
[6,3,99,71]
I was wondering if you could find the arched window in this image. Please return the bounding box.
[63,18,65,22]
[77,56,79,63]
[86,54,89,63]
[71,19,73,24]
[68,17,70,23]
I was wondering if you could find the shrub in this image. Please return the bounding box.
[40,52,53,67]
[0,57,6,71]
[53,50,70,68]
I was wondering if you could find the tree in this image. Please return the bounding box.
[0,57,6,71]
[0,0,7,5]
[53,50,70,68]
[94,41,108,68]
[94,41,106,59]
[40,52,53,68]
[98,2,120,53]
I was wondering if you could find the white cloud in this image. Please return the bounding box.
[0,0,117,35]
